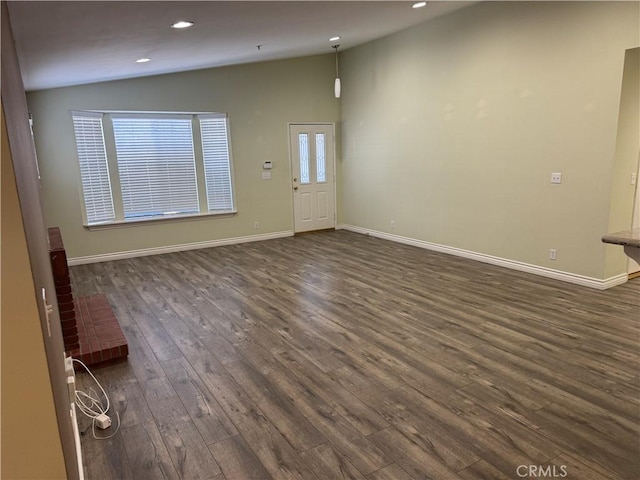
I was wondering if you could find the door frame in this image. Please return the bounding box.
[287,122,337,233]
[2,5,81,478]
[629,149,640,275]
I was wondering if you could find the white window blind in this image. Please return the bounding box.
[112,116,199,219]
[199,115,234,212]
[71,112,115,224]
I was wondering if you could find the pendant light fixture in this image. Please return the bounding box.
[332,44,341,99]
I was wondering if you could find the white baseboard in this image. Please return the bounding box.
[337,224,627,290]
[68,230,294,266]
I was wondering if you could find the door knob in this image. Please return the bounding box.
[293,186,298,191]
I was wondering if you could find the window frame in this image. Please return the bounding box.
[198,113,236,214]
[71,110,237,229]
[71,111,116,224]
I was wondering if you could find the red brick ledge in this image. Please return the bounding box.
[70,294,128,369]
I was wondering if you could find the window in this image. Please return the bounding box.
[71,111,235,226]
[200,115,234,212]
[112,116,199,219]
[71,113,115,224]
[315,133,326,183]
[298,133,310,184]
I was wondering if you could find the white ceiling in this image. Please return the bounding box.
[7,1,473,91]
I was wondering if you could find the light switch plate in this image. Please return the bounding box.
[262,171,271,180]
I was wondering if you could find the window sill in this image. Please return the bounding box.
[84,210,237,230]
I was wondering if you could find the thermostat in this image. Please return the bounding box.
[263,161,273,169]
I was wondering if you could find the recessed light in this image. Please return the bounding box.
[412,2,427,8]
[171,20,194,29]
[136,58,151,63]
[329,36,341,42]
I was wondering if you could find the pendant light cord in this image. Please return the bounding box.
[333,45,340,77]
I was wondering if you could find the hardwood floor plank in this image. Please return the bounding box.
[456,460,512,480]
[183,251,347,373]
[366,463,415,480]
[275,348,390,436]
[444,394,561,463]
[261,361,392,475]
[333,366,554,479]
[369,427,464,480]
[272,300,472,397]
[79,428,134,480]
[69,264,99,296]
[74,262,167,383]
[119,321,167,383]
[529,404,638,478]
[535,401,637,457]
[222,359,327,452]
[161,359,238,445]
[299,443,368,480]
[208,435,273,480]
[171,348,321,480]
[381,407,480,472]
[554,452,626,480]
[142,377,223,479]
[131,256,242,365]
[472,322,639,404]
[120,421,181,480]
[104,270,182,362]
[472,341,638,420]
[71,231,639,480]
[327,362,480,472]
[100,368,155,429]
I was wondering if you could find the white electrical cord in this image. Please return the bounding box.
[72,358,121,440]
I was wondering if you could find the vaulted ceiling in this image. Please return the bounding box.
[7,1,472,91]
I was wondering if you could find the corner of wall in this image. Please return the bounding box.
[604,47,640,279]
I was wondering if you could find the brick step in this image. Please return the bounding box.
[70,294,128,369]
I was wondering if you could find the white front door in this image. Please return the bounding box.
[290,124,335,233]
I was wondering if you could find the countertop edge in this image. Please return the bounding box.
[602,228,640,248]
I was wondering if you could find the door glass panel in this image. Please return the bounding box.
[316,133,326,183]
[298,133,310,184]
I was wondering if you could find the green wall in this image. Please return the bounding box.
[339,1,639,280]
[27,54,340,259]
[28,2,640,282]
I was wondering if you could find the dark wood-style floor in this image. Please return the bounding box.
[71,230,640,480]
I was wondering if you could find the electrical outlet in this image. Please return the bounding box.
[254,221,259,229]
[67,375,76,405]
[390,220,395,230]
[549,249,557,261]
[65,355,74,378]
[64,354,76,404]
[551,173,562,184]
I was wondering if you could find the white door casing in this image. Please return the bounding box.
[290,124,336,233]
[629,150,640,274]
[2,4,82,478]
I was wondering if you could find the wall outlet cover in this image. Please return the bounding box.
[551,173,562,184]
